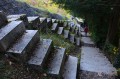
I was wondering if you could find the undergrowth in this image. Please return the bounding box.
[40,29,75,55]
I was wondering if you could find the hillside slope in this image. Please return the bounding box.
[0,0,65,19]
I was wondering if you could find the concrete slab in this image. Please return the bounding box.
[80,47,117,79]
[81,37,95,47]
[7,14,26,19]
[27,16,40,29]
[7,30,39,62]
[52,19,56,23]
[81,32,91,37]
[51,23,58,32]
[27,16,39,22]
[62,56,78,79]
[0,21,25,52]
[63,22,68,27]
[7,14,28,26]
[28,39,52,70]
[47,47,66,77]
[7,17,19,22]
[39,17,47,30]
[57,27,63,34]
[47,18,51,23]
[40,17,46,23]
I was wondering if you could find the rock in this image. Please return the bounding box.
[0,11,8,28]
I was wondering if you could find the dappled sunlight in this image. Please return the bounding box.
[17,0,71,19]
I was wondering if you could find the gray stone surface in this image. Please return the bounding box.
[62,56,78,79]
[47,47,66,77]
[27,16,40,29]
[75,37,80,46]
[0,11,8,28]
[7,14,29,26]
[80,26,84,32]
[64,30,69,38]
[28,39,52,70]
[52,19,56,23]
[51,23,58,32]
[81,37,95,47]
[47,18,51,23]
[40,17,46,23]
[7,14,25,18]
[63,22,68,27]
[28,16,39,22]
[69,34,75,43]
[81,32,91,37]
[39,17,47,29]
[80,47,117,79]
[57,27,63,34]
[7,30,39,62]
[7,17,19,22]
[47,18,52,28]
[0,21,25,52]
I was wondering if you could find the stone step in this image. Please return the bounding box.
[81,37,95,47]
[0,11,8,28]
[47,47,66,78]
[7,30,39,62]
[52,19,56,23]
[51,23,58,32]
[63,30,69,39]
[7,14,29,26]
[57,27,64,34]
[27,16,40,29]
[28,39,53,71]
[69,34,75,44]
[75,37,80,46]
[47,18,52,28]
[40,17,46,23]
[63,22,68,27]
[39,17,47,29]
[0,21,25,52]
[81,32,91,37]
[62,55,78,79]
[80,26,84,32]
[80,47,117,79]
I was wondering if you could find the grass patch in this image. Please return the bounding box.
[40,29,75,55]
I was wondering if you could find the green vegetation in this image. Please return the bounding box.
[17,0,71,18]
[53,0,120,67]
[40,29,75,55]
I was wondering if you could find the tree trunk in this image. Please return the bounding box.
[105,3,120,46]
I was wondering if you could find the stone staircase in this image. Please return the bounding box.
[0,11,78,79]
[0,11,117,79]
[7,14,81,46]
[79,27,117,78]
